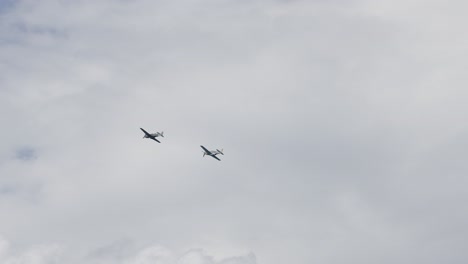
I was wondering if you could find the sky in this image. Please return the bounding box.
[1,0,468,263]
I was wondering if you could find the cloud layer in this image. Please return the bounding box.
[0,236,255,264]
[1,0,468,263]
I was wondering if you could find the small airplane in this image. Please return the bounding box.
[140,128,164,143]
[200,145,224,161]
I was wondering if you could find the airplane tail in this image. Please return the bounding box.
[160,131,164,137]
[217,149,224,155]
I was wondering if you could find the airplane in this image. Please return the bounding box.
[200,145,223,161]
[140,128,164,143]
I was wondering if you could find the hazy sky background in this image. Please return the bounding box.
[1,0,468,263]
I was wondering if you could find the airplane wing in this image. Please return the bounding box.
[210,155,221,161]
[150,137,161,143]
[140,128,151,137]
[200,145,212,155]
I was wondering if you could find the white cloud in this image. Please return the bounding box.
[0,237,61,264]
[0,237,255,264]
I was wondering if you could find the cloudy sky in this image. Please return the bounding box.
[1,0,468,263]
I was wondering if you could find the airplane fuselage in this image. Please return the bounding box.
[208,150,221,156]
[145,132,163,138]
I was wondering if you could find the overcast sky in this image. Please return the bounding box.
[1,0,468,263]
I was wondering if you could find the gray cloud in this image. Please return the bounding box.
[15,147,37,161]
[1,0,468,263]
